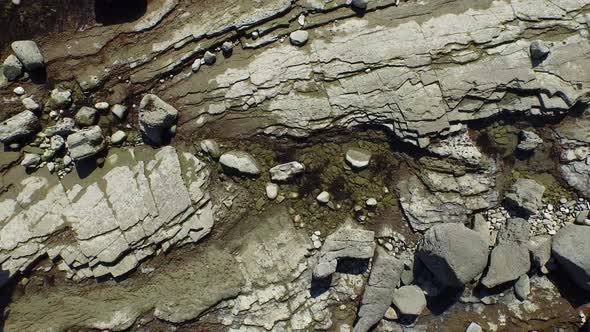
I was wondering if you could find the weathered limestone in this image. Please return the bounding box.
[0,146,212,286]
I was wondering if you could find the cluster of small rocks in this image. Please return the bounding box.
[376,232,415,257]
[528,197,590,235]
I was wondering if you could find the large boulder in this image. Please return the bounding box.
[138,94,178,145]
[505,178,545,214]
[0,111,39,143]
[354,248,403,332]
[219,151,261,176]
[416,223,488,288]
[552,224,590,291]
[11,40,45,71]
[66,126,106,160]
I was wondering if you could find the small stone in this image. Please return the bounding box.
[221,41,233,54]
[203,51,216,65]
[384,307,398,320]
[0,111,39,143]
[351,0,370,9]
[111,104,128,119]
[317,191,330,204]
[200,139,221,159]
[94,102,109,111]
[66,126,105,161]
[219,151,261,176]
[47,162,55,173]
[465,322,483,332]
[75,106,98,127]
[514,274,531,301]
[576,210,589,224]
[191,59,201,73]
[366,198,378,207]
[517,130,543,152]
[313,240,322,249]
[110,130,127,145]
[50,135,65,151]
[13,86,25,95]
[266,183,279,200]
[21,153,41,168]
[169,125,177,136]
[47,88,72,109]
[289,30,309,46]
[269,161,305,182]
[22,97,40,110]
[63,155,72,167]
[345,148,371,170]
[3,54,23,81]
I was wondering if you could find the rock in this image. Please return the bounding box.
[345,148,371,170]
[111,104,128,120]
[21,153,40,168]
[0,111,39,143]
[44,118,75,137]
[417,223,488,288]
[66,126,106,161]
[514,274,530,301]
[200,139,221,159]
[110,131,127,145]
[391,285,426,316]
[221,41,233,54]
[266,183,279,200]
[517,130,543,152]
[191,59,201,72]
[3,54,23,81]
[530,40,550,61]
[313,223,375,279]
[269,161,305,182]
[481,243,530,288]
[94,102,109,111]
[472,214,490,244]
[528,235,551,268]
[47,88,72,109]
[289,30,309,46]
[497,218,530,245]
[317,191,330,204]
[219,151,261,176]
[575,210,589,225]
[354,248,403,332]
[351,0,370,9]
[138,94,178,145]
[75,106,98,127]
[11,40,45,71]
[47,162,55,173]
[401,269,414,286]
[22,97,40,110]
[505,178,545,215]
[13,87,25,95]
[50,135,65,151]
[203,51,216,65]
[383,307,398,321]
[465,322,483,332]
[63,155,72,167]
[366,198,377,207]
[552,224,590,291]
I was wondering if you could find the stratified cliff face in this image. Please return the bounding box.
[1,0,590,331]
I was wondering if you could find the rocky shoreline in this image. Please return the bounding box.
[1,0,590,331]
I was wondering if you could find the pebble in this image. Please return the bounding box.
[63,155,72,167]
[313,240,322,249]
[266,183,279,200]
[110,130,127,145]
[289,30,309,46]
[13,86,25,95]
[111,104,128,119]
[191,59,201,72]
[95,102,109,111]
[465,322,483,332]
[203,51,216,65]
[47,162,55,173]
[22,97,40,110]
[317,191,330,204]
[366,198,377,207]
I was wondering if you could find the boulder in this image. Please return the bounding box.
[200,139,221,159]
[50,135,65,151]
[416,223,488,288]
[552,224,590,291]
[22,97,40,110]
[391,285,426,316]
[219,151,261,175]
[3,54,23,81]
[269,161,305,182]
[481,243,530,288]
[138,94,178,145]
[497,218,530,245]
[504,178,545,214]
[0,111,39,143]
[111,104,128,120]
[517,130,543,152]
[75,106,98,127]
[345,148,371,170]
[11,40,44,71]
[203,51,216,65]
[110,131,127,145]
[354,248,403,332]
[47,88,72,110]
[313,224,375,279]
[289,30,309,46]
[66,126,105,160]
[530,40,550,61]
[221,41,233,54]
